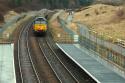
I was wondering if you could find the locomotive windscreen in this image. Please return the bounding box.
[34,17,47,24]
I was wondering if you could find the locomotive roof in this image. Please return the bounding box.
[35,17,47,21]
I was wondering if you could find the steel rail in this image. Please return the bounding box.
[46,35,80,82]
[17,28,24,83]
[45,39,79,83]
[38,39,79,83]
[17,20,40,83]
[38,40,62,83]
[17,22,30,83]
[26,25,41,83]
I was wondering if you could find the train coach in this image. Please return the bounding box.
[32,17,48,35]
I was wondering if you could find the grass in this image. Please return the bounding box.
[70,4,125,41]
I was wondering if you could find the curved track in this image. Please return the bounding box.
[17,20,60,83]
[16,17,96,83]
[17,21,40,83]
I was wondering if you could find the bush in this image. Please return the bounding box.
[94,9,99,15]
[116,8,125,18]
[85,13,90,16]
[0,13,4,22]
[111,7,125,23]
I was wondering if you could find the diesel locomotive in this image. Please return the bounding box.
[32,17,47,34]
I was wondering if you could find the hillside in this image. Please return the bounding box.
[71,4,125,40]
[0,0,125,23]
[0,0,125,13]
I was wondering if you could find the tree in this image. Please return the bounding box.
[15,0,22,6]
[63,0,69,8]
[0,13,4,22]
[23,0,32,4]
[79,0,94,6]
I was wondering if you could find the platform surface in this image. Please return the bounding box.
[56,43,125,83]
[0,44,16,83]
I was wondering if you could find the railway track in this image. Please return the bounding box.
[17,19,60,83]
[38,38,79,83]
[16,17,95,83]
[17,21,40,83]
[45,31,96,83]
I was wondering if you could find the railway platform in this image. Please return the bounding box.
[56,43,125,83]
[0,43,16,83]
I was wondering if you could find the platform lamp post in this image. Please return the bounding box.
[88,29,91,49]
[98,32,103,56]
[88,29,91,40]
[85,28,88,48]
[117,38,122,55]
[92,30,97,51]
[108,35,113,48]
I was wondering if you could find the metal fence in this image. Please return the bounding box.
[77,23,125,70]
[51,16,125,70]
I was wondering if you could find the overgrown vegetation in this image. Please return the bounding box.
[72,4,125,40]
